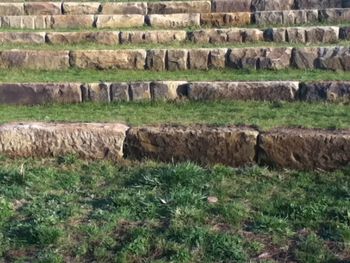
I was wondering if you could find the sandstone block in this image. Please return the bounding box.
[0,50,69,70]
[81,83,110,102]
[101,2,147,15]
[110,83,130,102]
[146,49,166,71]
[212,0,251,12]
[63,2,101,15]
[187,81,299,101]
[124,125,259,167]
[70,50,146,70]
[318,47,350,71]
[96,15,144,29]
[252,0,294,11]
[200,12,251,27]
[259,128,350,170]
[188,49,210,70]
[46,31,119,45]
[0,3,24,16]
[0,83,81,105]
[24,2,61,15]
[0,32,45,44]
[0,122,129,160]
[129,82,151,101]
[148,1,211,14]
[190,29,228,44]
[295,0,342,9]
[305,26,339,44]
[147,13,200,28]
[319,9,350,23]
[299,82,350,102]
[47,15,94,29]
[209,48,227,69]
[254,11,283,25]
[340,26,350,40]
[292,47,319,69]
[120,30,186,44]
[167,49,188,71]
[150,81,187,100]
[286,27,306,44]
[0,16,23,28]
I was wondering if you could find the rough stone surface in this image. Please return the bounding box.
[187,81,299,101]
[70,50,146,70]
[129,82,151,101]
[110,83,130,102]
[124,125,259,167]
[295,0,343,9]
[200,12,251,27]
[299,82,350,102]
[286,27,306,44]
[0,122,129,160]
[47,15,94,29]
[0,83,81,105]
[188,49,210,70]
[252,0,294,11]
[167,49,188,71]
[0,50,69,70]
[305,27,339,44]
[212,0,251,12]
[209,48,227,69]
[146,49,166,71]
[147,1,211,14]
[120,30,186,44]
[63,2,101,15]
[0,3,24,16]
[147,13,200,28]
[24,2,61,15]
[319,9,350,23]
[46,31,119,45]
[318,47,350,71]
[95,15,144,29]
[255,10,318,25]
[292,47,319,69]
[101,2,147,15]
[81,83,110,102]
[340,26,350,40]
[150,81,187,100]
[259,128,350,170]
[0,32,45,44]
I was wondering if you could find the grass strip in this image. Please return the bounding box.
[0,157,348,262]
[0,100,349,130]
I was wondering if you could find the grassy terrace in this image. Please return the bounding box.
[0,100,349,130]
[2,69,350,83]
[0,157,349,262]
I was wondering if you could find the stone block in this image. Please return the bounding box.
[46,31,119,45]
[0,3,24,16]
[167,49,188,71]
[129,82,151,101]
[24,2,61,15]
[81,83,110,102]
[146,49,166,71]
[298,81,350,102]
[63,2,101,15]
[96,14,144,29]
[148,1,211,14]
[212,0,251,12]
[150,81,187,100]
[110,83,130,102]
[101,2,147,15]
[147,13,200,28]
[200,12,251,27]
[188,49,210,70]
[0,32,45,44]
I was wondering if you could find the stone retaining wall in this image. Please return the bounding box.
[1,26,347,45]
[0,8,349,29]
[0,122,349,171]
[1,81,349,105]
[1,47,350,71]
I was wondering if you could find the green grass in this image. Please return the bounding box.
[0,40,350,50]
[1,68,350,83]
[0,100,349,130]
[0,157,349,262]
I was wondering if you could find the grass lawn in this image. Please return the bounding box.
[1,69,350,83]
[0,156,349,262]
[0,100,349,130]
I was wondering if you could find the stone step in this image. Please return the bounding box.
[0,121,349,170]
[0,47,349,71]
[0,1,350,16]
[0,8,349,29]
[0,81,349,105]
[0,26,347,45]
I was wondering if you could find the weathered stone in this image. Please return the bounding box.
[227,28,244,43]
[283,10,308,24]
[319,9,350,23]
[146,49,166,71]
[101,2,147,15]
[24,2,61,15]
[264,28,286,42]
[0,16,24,28]
[148,1,211,14]
[318,47,350,71]
[96,15,144,29]
[295,0,342,9]
[47,15,94,29]
[200,12,251,27]
[63,2,101,15]
[81,83,110,102]
[243,28,264,42]
[0,122,129,160]
[0,32,45,44]
[129,82,151,101]
[147,13,200,28]
[305,27,339,44]
[0,3,24,16]
[167,49,188,71]
[190,29,228,44]
[292,47,319,69]
[46,32,119,45]
[299,82,350,102]
[120,30,186,44]
[188,49,209,70]
[150,81,187,100]
[70,50,146,70]
[252,0,294,11]
[286,27,306,44]
[0,83,81,105]
[259,128,350,170]
[110,83,130,102]
[263,48,292,70]
[124,125,258,167]
[212,0,251,12]
[340,26,350,40]
[254,11,283,25]
[0,50,69,70]
[187,81,299,101]
[209,48,227,69]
